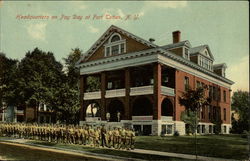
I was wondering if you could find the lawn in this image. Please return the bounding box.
[135,134,249,160]
[0,142,100,160]
[28,140,189,161]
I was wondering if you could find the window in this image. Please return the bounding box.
[197,125,201,133]
[167,125,173,134]
[105,33,126,57]
[208,105,212,120]
[223,90,226,102]
[162,125,166,134]
[199,55,212,71]
[184,77,189,91]
[111,45,119,55]
[201,106,205,119]
[213,86,216,100]
[209,125,212,133]
[107,82,112,89]
[223,108,226,121]
[196,81,201,88]
[111,35,120,42]
[106,47,110,56]
[184,48,189,60]
[217,88,221,101]
[224,126,227,133]
[202,125,205,133]
[209,85,213,99]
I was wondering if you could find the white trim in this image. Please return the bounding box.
[105,89,125,98]
[79,48,233,88]
[108,33,122,43]
[157,55,232,88]
[83,91,101,100]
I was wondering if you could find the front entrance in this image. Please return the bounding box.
[143,125,152,135]
[133,124,152,136]
[107,100,124,122]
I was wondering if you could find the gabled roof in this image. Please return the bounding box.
[76,25,158,65]
[189,45,214,60]
[161,40,191,50]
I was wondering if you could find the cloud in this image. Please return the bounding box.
[88,25,99,33]
[145,1,188,9]
[26,22,47,41]
[139,1,188,17]
[227,55,249,92]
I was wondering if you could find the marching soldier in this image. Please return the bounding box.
[100,125,106,147]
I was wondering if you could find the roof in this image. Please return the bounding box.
[161,40,191,49]
[76,25,158,65]
[77,47,234,85]
[213,63,227,69]
[189,45,214,60]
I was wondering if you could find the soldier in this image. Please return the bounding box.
[85,125,90,145]
[128,129,135,150]
[68,125,74,144]
[89,126,94,146]
[113,127,120,149]
[120,127,126,149]
[79,126,85,145]
[93,127,100,147]
[106,127,113,148]
[100,125,107,147]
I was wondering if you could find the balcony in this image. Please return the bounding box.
[105,89,126,98]
[161,116,173,121]
[15,110,24,115]
[132,116,153,121]
[161,86,175,96]
[84,91,101,100]
[130,85,154,96]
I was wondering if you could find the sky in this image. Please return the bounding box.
[0,1,249,92]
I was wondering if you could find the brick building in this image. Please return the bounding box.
[76,25,234,135]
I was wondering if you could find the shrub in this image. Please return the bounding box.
[174,131,180,136]
[241,130,249,138]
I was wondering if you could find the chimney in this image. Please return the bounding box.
[172,30,181,43]
[149,38,155,43]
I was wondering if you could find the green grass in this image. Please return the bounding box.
[135,134,249,160]
[29,140,189,160]
[0,142,100,160]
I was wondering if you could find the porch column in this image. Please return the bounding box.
[80,75,85,121]
[125,68,131,120]
[153,63,162,120]
[101,72,106,120]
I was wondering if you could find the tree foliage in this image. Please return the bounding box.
[0,53,19,107]
[231,90,250,133]
[51,48,82,124]
[179,87,210,134]
[18,48,63,108]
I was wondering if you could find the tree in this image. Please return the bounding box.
[179,86,210,133]
[179,86,210,159]
[0,53,19,107]
[231,90,250,133]
[49,48,82,124]
[17,48,63,121]
[181,110,198,135]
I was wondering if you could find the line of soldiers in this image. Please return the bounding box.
[0,122,135,150]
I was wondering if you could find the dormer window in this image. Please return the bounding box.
[105,33,126,57]
[183,47,190,60]
[199,55,212,71]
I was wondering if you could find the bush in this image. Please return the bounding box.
[174,131,180,136]
[241,130,249,138]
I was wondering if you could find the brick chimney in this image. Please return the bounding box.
[172,31,181,43]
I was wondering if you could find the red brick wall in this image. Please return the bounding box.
[174,70,231,124]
